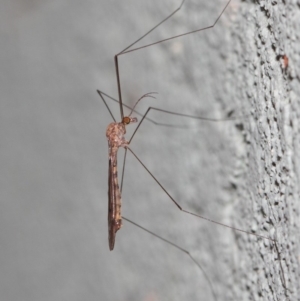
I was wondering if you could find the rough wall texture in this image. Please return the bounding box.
[224,0,300,300]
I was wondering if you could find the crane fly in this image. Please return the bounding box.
[98,0,275,299]
[106,92,156,250]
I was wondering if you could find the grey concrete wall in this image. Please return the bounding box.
[223,0,300,300]
[1,0,299,301]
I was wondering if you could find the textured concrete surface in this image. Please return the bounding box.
[1,0,299,301]
[224,0,300,300]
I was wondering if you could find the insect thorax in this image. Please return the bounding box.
[106,122,127,147]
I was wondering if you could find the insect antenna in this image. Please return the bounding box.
[128,92,158,117]
[97,89,185,127]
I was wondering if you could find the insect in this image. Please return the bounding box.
[98,0,274,300]
[105,92,157,250]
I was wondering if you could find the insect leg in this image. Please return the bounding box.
[126,146,275,242]
[128,106,248,144]
[120,0,232,56]
[123,216,218,301]
[114,0,187,120]
[97,90,116,122]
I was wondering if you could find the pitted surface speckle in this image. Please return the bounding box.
[223,1,300,300]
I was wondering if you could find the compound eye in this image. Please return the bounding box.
[122,116,131,124]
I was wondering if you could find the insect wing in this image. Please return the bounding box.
[108,144,122,250]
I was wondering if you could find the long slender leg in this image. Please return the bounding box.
[126,146,274,242]
[120,148,127,194]
[114,0,187,119]
[114,0,231,122]
[120,0,231,56]
[123,216,218,301]
[97,90,116,122]
[128,106,249,144]
[119,0,186,55]
[274,240,288,292]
